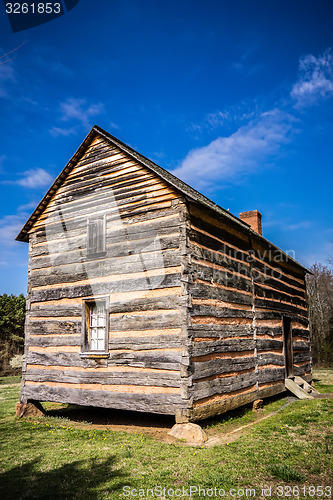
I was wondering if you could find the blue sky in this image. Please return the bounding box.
[0,0,333,295]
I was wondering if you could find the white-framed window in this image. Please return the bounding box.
[81,297,109,355]
[87,216,106,257]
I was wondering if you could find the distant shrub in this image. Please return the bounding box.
[0,294,25,375]
[9,354,23,370]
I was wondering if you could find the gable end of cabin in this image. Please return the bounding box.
[20,133,193,422]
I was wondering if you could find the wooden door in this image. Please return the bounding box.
[283,316,294,378]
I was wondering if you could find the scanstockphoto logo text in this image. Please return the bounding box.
[2,0,80,32]
[122,484,332,498]
[192,246,297,284]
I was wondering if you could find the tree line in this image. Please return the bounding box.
[0,263,332,374]
[0,294,25,375]
[306,263,333,366]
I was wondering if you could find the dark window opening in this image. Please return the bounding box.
[283,316,294,378]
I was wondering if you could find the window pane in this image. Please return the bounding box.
[88,301,106,351]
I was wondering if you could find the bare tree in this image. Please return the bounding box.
[306,263,333,366]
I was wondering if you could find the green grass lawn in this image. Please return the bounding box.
[312,368,333,393]
[0,375,332,500]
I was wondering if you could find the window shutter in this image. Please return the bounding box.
[87,220,96,254]
[96,218,105,253]
[87,218,105,255]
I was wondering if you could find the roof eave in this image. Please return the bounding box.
[15,127,99,242]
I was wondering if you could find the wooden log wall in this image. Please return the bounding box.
[186,203,310,421]
[21,135,189,417]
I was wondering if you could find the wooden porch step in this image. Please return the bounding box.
[285,377,316,399]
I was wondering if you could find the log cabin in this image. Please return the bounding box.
[16,125,312,423]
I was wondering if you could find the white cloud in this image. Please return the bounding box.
[263,218,311,231]
[173,109,295,190]
[49,126,78,137]
[285,221,312,231]
[16,168,53,188]
[109,121,119,130]
[291,49,333,107]
[188,101,259,136]
[18,200,39,211]
[178,48,333,192]
[59,98,105,128]
[0,214,27,247]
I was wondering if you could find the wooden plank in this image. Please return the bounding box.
[31,252,182,287]
[192,339,256,357]
[21,384,183,415]
[294,362,312,376]
[191,261,252,292]
[108,349,182,368]
[25,379,179,394]
[25,351,182,371]
[189,382,286,421]
[254,297,308,317]
[37,185,178,231]
[25,368,181,388]
[190,280,253,305]
[29,335,81,346]
[108,337,181,350]
[189,240,251,273]
[256,338,284,351]
[29,320,81,335]
[30,232,180,259]
[257,353,284,366]
[32,196,177,235]
[193,372,258,401]
[257,368,285,384]
[188,206,250,251]
[35,191,180,230]
[117,311,181,332]
[189,324,253,337]
[30,272,181,302]
[293,351,311,363]
[190,303,253,318]
[30,304,82,317]
[192,357,256,380]
[250,257,306,292]
[32,211,180,246]
[254,285,307,309]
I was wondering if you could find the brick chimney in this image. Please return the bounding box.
[239,210,262,236]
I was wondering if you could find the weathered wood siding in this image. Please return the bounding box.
[21,136,188,416]
[186,203,310,421]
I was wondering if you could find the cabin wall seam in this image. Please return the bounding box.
[177,200,193,421]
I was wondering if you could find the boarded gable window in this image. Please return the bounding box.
[87,217,106,256]
[81,298,109,355]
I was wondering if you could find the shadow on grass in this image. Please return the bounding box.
[45,405,175,430]
[0,455,131,500]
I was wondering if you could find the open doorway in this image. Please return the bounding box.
[283,316,294,378]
